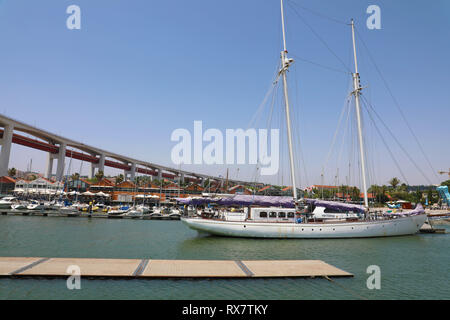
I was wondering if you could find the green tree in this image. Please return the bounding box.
[441,180,450,188]
[8,168,16,177]
[350,187,360,202]
[95,170,104,182]
[389,177,401,189]
[427,189,433,205]
[115,174,124,184]
[71,172,80,181]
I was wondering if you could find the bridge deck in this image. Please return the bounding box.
[0,257,352,279]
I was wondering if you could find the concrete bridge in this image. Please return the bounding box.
[0,114,249,186]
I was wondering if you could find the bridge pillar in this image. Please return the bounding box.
[157,168,162,181]
[180,173,185,184]
[90,153,105,179]
[124,162,136,181]
[55,142,66,181]
[0,124,14,176]
[46,153,54,179]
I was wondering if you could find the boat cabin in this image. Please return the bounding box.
[249,207,296,222]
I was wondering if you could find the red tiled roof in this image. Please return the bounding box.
[258,185,271,192]
[80,178,93,185]
[0,176,16,183]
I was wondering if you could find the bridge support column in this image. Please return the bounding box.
[124,163,136,181]
[180,173,185,184]
[0,124,14,176]
[46,153,54,179]
[90,153,105,179]
[55,142,66,181]
[157,168,162,181]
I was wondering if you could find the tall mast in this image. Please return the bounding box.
[279,0,298,205]
[350,19,369,208]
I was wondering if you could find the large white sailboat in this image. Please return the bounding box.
[181,0,427,238]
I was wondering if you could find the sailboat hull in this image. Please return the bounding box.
[181,214,427,238]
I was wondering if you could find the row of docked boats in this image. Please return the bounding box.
[0,196,181,219]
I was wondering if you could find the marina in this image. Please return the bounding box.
[0,0,448,302]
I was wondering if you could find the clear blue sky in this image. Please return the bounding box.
[0,0,449,187]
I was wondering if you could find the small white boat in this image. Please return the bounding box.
[122,206,147,217]
[0,196,18,209]
[108,206,130,216]
[149,207,163,219]
[168,208,182,220]
[11,202,28,210]
[59,206,80,216]
[27,200,46,210]
[136,205,150,214]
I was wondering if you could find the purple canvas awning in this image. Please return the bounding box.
[175,195,295,208]
[217,195,295,208]
[384,204,425,216]
[305,199,366,214]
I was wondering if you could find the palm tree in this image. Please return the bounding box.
[389,177,400,189]
[8,168,16,177]
[115,174,124,184]
[95,170,104,182]
[71,172,80,181]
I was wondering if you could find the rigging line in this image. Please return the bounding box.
[361,94,432,185]
[354,27,439,183]
[286,1,352,73]
[362,100,409,184]
[247,81,278,130]
[291,64,308,188]
[247,62,281,130]
[290,54,350,74]
[286,0,348,25]
[266,79,279,129]
[322,78,353,176]
[336,97,352,173]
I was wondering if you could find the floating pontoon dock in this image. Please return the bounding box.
[0,257,352,279]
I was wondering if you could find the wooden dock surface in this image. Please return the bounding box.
[0,257,352,279]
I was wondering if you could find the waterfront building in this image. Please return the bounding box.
[0,176,16,194]
[67,178,92,193]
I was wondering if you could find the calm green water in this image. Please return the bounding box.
[0,215,448,300]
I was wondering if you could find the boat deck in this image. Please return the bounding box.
[0,257,353,279]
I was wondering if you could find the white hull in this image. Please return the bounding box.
[122,210,143,217]
[11,204,28,210]
[181,214,427,238]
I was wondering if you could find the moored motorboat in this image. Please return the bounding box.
[0,196,18,209]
